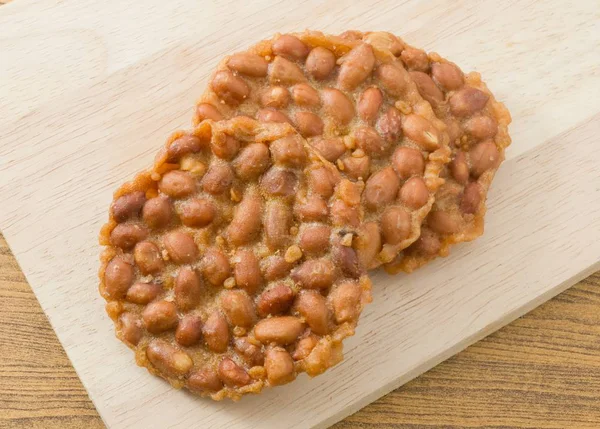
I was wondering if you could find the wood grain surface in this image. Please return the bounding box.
[3,231,600,428]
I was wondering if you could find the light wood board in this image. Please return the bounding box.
[1,0,599,428]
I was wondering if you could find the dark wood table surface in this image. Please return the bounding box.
[2,229,600,428]
[2,1,600,427]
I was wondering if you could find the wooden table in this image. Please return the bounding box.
[2,229,600,428]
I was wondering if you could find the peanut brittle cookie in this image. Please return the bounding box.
[99,117,372,400]
[192,31,451,270]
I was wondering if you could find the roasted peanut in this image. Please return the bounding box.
[464,115,498,139]
[294,195,328,222]
[143,300,179,333]
[376,106,403,142]
[399,177,429,209]
[201,247,231,287]
[234,337,264,366]
[358,87,383,123]
[146,339,193,377]
[291,258,335,289]
[220,290,256,327]
[400,47,429,71]
[119,312,143,345]
[227,52,269,77]
[202,311,230,353]
[227,191,262,245]
[338,43,375,90]
[354,222,382,268]
[110,223,148,249]
[469,140,499,178]
[104,257,134,299]
[218,358,252,387]
[111,191,146,222]
[211,70,250,105]
[307,166,337,198]
[126,282,162,304]
[254,316,305,345]
[196,103,224,122]
[159,170,196,198]
[291,83,320,106]
[321,88,355,125]
[295,111,324,137]
[333,244,361,279]
[133,241,163,274]
[329,281,361,324]
[262,256,293,282]
[306,47,336,80]
[298,225,331,254]
[376,62,409,96]
[269,56,306,84]
[202,162,234,195]
[175,314,203,346]
[292,335,318,360]
[401,114,439,150]
[431,62,464,90]
[233,143,271,180]
[261,168,297,197]
[330,200,360,227]
[174,266,202,311]
[265,201,292,250]
[381,206,411,245]
[256,108,292,124]
[265,348,296,386]
[343,155,371,181]
[392,146,425,179]
[428,211,460,234]
[179,198,215,228]
[353,126,389,156]
[461,182,482,214]
[211,135,240,160]
[293,290,329,335]
[142,196,172,229]
[272,34,309,60]
[167,135,204,163]
[450,151,469,184]
[449,87,490,117]
[234,249,263,294]
[270,135,307,167]
[188,368,223,393]
[364,31,404,55]
[409,71,443,104]
[446,119,463,143]
[257,284,294,317]
[163,231,198,264]
[261,86,291,108]
[309,137,346,162]
[364,167,400,209]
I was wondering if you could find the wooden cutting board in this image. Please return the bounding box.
[1,0,599,428]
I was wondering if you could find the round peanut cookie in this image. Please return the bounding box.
[192,31,451,270]
[349,33,512,273]
[99,117,372,400]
